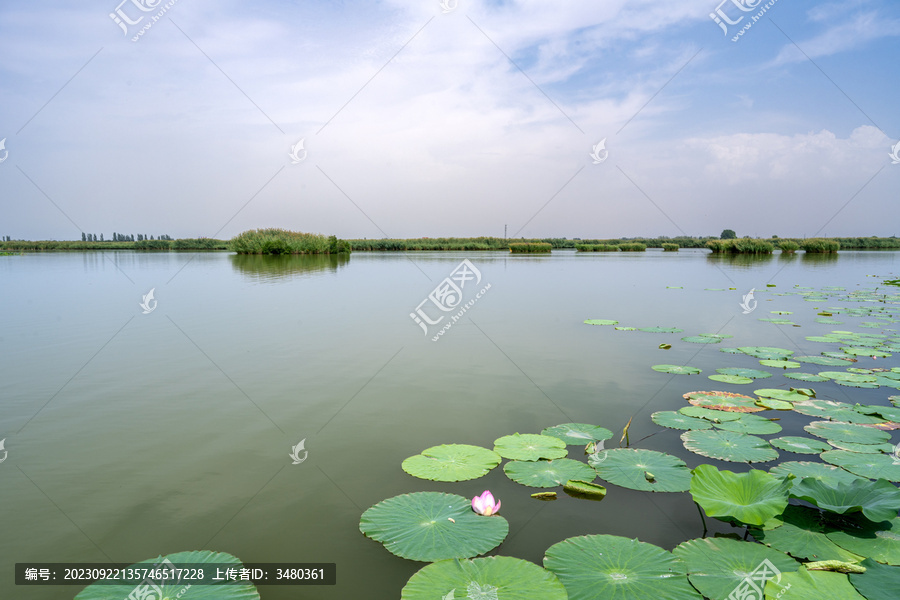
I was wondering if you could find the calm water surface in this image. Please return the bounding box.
[2,249,898,599]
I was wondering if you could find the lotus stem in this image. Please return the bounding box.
[695,502,707,535]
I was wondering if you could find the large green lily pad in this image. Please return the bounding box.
[543,535,701,600]
[589,448,691,492]
[708,374,753,384]
[750,504,864,562]
[678,406,743,421]
[791,477,900,522]
[769,436,832,455]
[764,566,865,599]
[359,492,509,562]
[769,461,865,490]
[651,411,713,430]
[754,388,810,403]
[672,537,798,600]
[652,364,702,375]
[792,401,884,424]
[759,359,801,369]
[682,430,779,463]
[639,326,684,333]
[784,372,831,382]
[795,356,855,366]
[739,347,795,359]
[804,421,891,444]
[73,551,260,600]
[685,391,764,412]
[402,445,502,482]
[540,423,613,445]
[493,434,567,461]
[401,556,568,600]
[584,319,618,326]
[713,414,782,435]
[717,367,773,379]
[690,464,792,526]
[504,459,596,488]
[827,516,900,565]
[820,450,900,482]
[848,558,900,600]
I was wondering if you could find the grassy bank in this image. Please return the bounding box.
[509,242,552,253]
[576,244,619,252]
[801,238,840,253]
[707,239,774,254]
[230,229,350,255]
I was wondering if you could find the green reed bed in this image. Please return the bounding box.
[661,243,679,251]
[575,244,619,252]
[509,242,552,253]
[618,243,647,252]
[777,240,799,253]
[800,238,840,253]
[706,239,773,254]
[230,228,349,255]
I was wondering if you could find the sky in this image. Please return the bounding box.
[0,0,898,241]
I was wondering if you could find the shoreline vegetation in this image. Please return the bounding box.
[0,235,895,253]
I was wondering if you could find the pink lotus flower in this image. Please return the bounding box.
[472,490,501,516]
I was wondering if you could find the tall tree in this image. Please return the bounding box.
[720,229,737,240]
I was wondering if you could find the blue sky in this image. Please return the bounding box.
[1,0,898,240]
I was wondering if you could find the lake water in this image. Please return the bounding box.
[2,249,899,599]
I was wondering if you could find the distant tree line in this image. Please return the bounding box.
[80,232,173,242]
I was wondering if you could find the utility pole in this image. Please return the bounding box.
[504,224,507,240]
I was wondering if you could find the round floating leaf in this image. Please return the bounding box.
[827,516,900,565]
[359,492,509,562]
[793,400,885,424]
[690,464,792,525]
[795,355,855,366]
[651,411,713,430]
[584,319,618,326]
[751,504,864,562]
[708,374,753,384]
[504,459,595,488]
[753,388,812,403]
[540,423,613,445]
[804,421,891,445]
[679,406,743,421]
[713,414,782,435]
[402,444,502,482]
[652,364,702,375]
[739,346,795,359]
[639,326,684,333]
[720,347,745,354]
[544,534,700,600]
[848,558,900,600]
[770,436,832,455]
[590,448,691,492]
[673,537,798,600]
[843,347,891,358]
[493,434,567,461]
[854,404,900,421]
[821,451,900,482]
[822,351,860,360]
[818,371,879,383]
[764,566,866,599]
[562,480,607,500]
[685,391,764,412]
[791,477,900,522]
[682,336,722,344]
[759,359,801,369]
[755,397,794,410]
[401,556,567,600]
[785,372,831,382]
[682,430,778,463]
[770,461,865,490]
[73,551,260,600]
[828,441,896,453]
[717,367,773,379]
